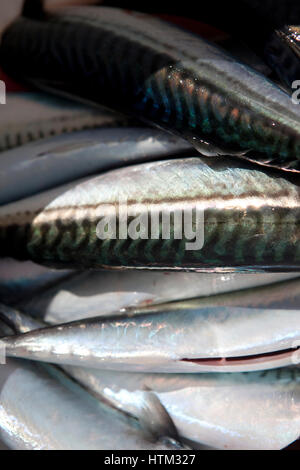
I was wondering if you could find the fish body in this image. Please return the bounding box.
[1,7,300,171]
[1,303,300,373]
[66,366,300,450]
[0,157,299,272]
[0,310,184,450]
[16,268,300,323]
[0,92,127,152]
[1,260,298,322]
[103,2,300,85]
[0,127,192,204]
[0,359,182,450]
[1,304,299,449]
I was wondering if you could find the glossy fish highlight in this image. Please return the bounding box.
[1,302,299,373]
[0,126,192,204]
[0,359,183,450]
[17,269,300,323]
[0,157,299,272]
[0,314,184,450]
[1,7,300,171]
[1,308,299,450]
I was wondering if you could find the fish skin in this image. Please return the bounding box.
[0,92,128,152]
[148,276,300,314]
[0,156,299,272]
[1,260,298,321]
[1,302,300,373]
[1,303,299,450]
[1,7,300,171]
[0,359,183,450]
[65,366,300,451]
[215,37,272,77]
[0,126,192,204]
[0,312,185,451]
[16,269,300,323]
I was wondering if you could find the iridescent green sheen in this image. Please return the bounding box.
[1,6,300,171]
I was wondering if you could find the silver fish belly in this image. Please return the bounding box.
[0,359,182,450]
[0,126,192,204]
[1,304,300,373]
[66,366,300,450]
[15,268,300,324]
[1,304,299,450]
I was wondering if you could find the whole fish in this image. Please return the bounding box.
[11,267,299,323]
[0,157,299,272]
[1,303,299,450]
[0,91,127,152]
[0,126,192,204]
[265,26,300,91]
[2,6,300,171]
[0,302,299,373]
[0,359,183,450]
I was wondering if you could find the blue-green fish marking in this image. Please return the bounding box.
[1,7,300,171]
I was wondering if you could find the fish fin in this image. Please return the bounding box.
[22,0,46,20]
[139,386,188,449]
[186,135,249,157]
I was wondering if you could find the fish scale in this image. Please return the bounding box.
[0,157,299,271]
[1,7,300,171]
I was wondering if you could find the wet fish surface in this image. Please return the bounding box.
[0,157,299,272]
[1,304,299,449]
[1,291,299,449]
[0,312,185,451]
[104,1,300,85]
[1,302,299,373]
[1,6,300,171]
[14,268,299,323]
[0,92,127,152]
[66,366,300,450]
[0,127,192,204]
[0,359,183,450]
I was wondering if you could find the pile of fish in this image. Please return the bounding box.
[0,1,299,450]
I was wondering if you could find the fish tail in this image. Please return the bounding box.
[139,387,189,449]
